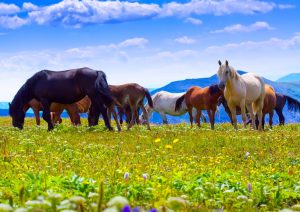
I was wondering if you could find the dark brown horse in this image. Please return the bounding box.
[175,84,223,129]
[275,93,300,125]
[108,83,153,130]
[9,68,113,131]
[218,84,300,128]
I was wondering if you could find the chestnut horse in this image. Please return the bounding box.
[175,84,223,129]
[108,83,153,130]
[219,84,276,128]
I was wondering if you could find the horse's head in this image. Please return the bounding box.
[9,102,25,130]
[217,60,235,90]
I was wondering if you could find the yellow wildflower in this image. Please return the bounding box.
[165,145,173,149]
[154,138,161,143]
[173,139,179,143]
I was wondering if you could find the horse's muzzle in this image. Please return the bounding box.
[218,82,225,90]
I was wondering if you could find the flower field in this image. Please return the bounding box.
[0,117,300,211]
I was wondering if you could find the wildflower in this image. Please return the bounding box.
[165,145,173,149]
[36,149,43,153]
[244,152,250,159]
[148,208,158,212]
[173,139,179,143]
[154,138,161,143]
[142,173,148,180]
[0,203,13,212]
[124,172,129,181]
[248,183,253,192]
[122,205,131,212]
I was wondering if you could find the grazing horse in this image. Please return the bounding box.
[23,98,83,126]
[139,91,206,124]
[108,83,153,130]
[9,68,113,131]
[175,84,223,129]
[217,60,265,130]
[219,84,276,129]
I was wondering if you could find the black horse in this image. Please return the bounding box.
[9,67,114,131]
[218,93,300,126]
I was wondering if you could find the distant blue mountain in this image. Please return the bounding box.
[277,73,300,83]
[149,71,300,124]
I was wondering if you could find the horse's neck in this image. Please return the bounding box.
[226,78,239,96]
[12,84,33,110]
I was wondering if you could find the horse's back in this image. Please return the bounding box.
[153,91,187,115]
[242,73,265,101]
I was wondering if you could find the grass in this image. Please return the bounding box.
[0,117,300,211]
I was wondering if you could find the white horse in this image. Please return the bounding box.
[217,60,265,130]
[140,91,205,124]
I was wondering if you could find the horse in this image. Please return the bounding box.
[275,93,300,125]
[9,67,114,131]
[51,96,91,125]
[218,84,276,129]
[108,83,153,130]
[139,91,206,124]
[217,60,265,130]
[175,84,223,129]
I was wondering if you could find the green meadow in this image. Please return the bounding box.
[0,117,300,211]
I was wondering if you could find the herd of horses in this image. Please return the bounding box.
[9,61,300,131]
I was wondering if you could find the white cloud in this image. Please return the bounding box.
[278,4,295,9]
[212,21,273,33]
[184,17,202,25]
[175,36,196,44]
[206,34,300,52]
[0,3,20,15]
[22,2,39,12]
[161,0,276,17]
[0,16,28,29]
[118,37,149,48]
[156,49,197,59]
[28,0,161,27]
[0,0,288,29]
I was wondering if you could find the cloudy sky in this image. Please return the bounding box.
[0,0,299,101]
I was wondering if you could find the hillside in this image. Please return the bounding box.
[277,73,300,83]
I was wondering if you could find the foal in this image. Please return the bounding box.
[175,84,223,129]
[108,83,153,130]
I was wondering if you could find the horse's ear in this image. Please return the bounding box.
[218,60,222,66]
[225,60,229,66]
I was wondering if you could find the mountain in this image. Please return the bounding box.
[277,73,300,83]
[149,71,300,124]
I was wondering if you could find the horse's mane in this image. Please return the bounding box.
[209,84,221,95]
[11,71,45,108]
[229,67,240,80]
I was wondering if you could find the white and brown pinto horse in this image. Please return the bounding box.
[140,91,206,124]
[217,60,265,130]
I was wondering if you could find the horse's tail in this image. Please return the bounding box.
[284,95,300,112]
[144,88,153,108]
[175,94,185,112]
[95,71,114,107]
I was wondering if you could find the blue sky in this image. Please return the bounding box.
[0,0,299,101]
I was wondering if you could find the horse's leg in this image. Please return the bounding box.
[195,109,202,128]
[140,104,151,130]
[110,106,121,132]
[269,111,274,129]
[128,107,137,130]
[33,108,40,126]
[98,103,113,131]
[160,112,168,124]
[275,108,284,126]
[246,103,255,129]
[228,103,238,130]
[188,107,193,127]
[208,109,216,130]
[88,99,101,127]
[256,99,264,131]
[40,99,53,131]
[240,100,247,128]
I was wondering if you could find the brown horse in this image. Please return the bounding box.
[175,84,223,129]
[23,99,83,126]
[108,83,153,130]
[219,84,277,128]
